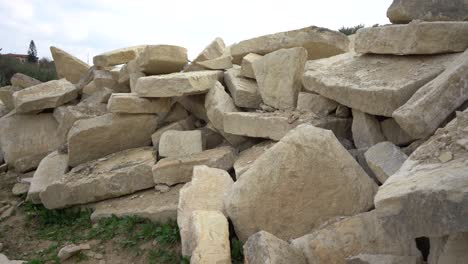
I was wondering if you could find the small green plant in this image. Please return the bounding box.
[339,24,365,35]
[231,238,244,263]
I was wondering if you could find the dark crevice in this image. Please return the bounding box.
[415,236,430,261]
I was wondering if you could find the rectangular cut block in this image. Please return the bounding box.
[93,45,146,67]
[159,130,204,157]
[137,45,188,75]
[151,117,196,149]
[107,93,172,114]
[387,0,468,23]
[240,53,262,79]
[224,67,262,108]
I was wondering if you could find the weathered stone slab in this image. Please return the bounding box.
[225,125,377,241]
[429,232,468,264]
[205,81,239,132]
[380,118,415,146]
[13,79,77,113]
[67,113,158,167]
[253,47,307,110]
[303,52,456,116]
[10,73,41,88]
[0,113,62,172]
[296,92,338,116]
[355,21,468,55]
[352,109,386,149]
[291,212,421,264]
[347,254,422,264]
[107,93,171,114]
[234,141,275,178]
[185,38,226,72]
[393,49,468,139]
[151,117,196,149]
[241,53,262,79]
[178,165,233,256]
[364,142,408,184]
[230,26,349,64]
[224,67,262,109]
[93,69,129,93]
[93,45,146,67]
[50,46,90,83]
[196,56,232,70]
[41,147,155,209]
[244,231,306,264]
[159,130,204,157]
[135,71,223,97]
[137,45,188,75]
[27,151,68,204]
[0,85,22,109]
[224,111,351,141]
[90,185,182,223]
[387,0,468,24]
[153,146,236,186]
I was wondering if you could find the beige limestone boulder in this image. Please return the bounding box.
[67,113,158,167]
[0,113,62,172]
[241,53,262,79]
[230,26,349,64]
[225,125,377,241]
[137,45,187,75]
[393,49,468,139]
[178,165,233,256]
[10,73,41,88]
[375,110,468,238]
[234,141,275,178]
[291,212,421,264]
[244,231,306,264]
[196,56,232,70]
[355,21,468,55]
[364,142,408,184]
[107,93,171,114]
[13,79,77,113]
[93,69,129,93]
[90,186,182,223]
[93,45,146,67]
[41,147,155,209]
[50,46,89,83]
[151,117,196,148]
[303,52,456,117]
[159,130,204,157]
[188,210,231,263]
[297,92,339,116]
[224,67,262,109]
[27,151,68,204]
[347,254,422,264]
[185,38,226,72]
[135,71,223,97]
[429,232,468,264]
[387,0,468,24]
[153,146,236,186]
[0,85,22,109]
[129,72,145,92]
[253,47,307,110]
[205,81,239,131]
[352,109,386,149]
[380,118,415,146]
[224,111,351,141]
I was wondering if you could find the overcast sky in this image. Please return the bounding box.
[0,0,392,63]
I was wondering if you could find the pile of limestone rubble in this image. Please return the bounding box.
[1,0,468,263]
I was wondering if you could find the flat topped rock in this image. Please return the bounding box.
[303,52,457,116]
[93,45,146,67]
[137,45,188,75]
[230,26,349,64]
[50,46,89,84]
[355,21,468,55]
[10,73,41,88]
[13,79,77,113]
[387,0,468,24]
[134,71,223,97]
[107,93,172,114]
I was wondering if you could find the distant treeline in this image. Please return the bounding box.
[0,56,57,87]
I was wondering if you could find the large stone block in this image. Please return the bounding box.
[159,130,204,157]
[185,38,226,72]
[205,81,240,131]
[67,113,158,167]
[225,125,377,241]
[364,142,408,184]
[253,47,307,110]
[10,73,41,88]
[352,109,386,149]
[387,0,468,24]
[93,45,146,67]
[224,67,262,109]
[296,92,338,116]
[151,117,196,149]
[50,46,89,83]
[240,53,262,79]
[196,55,232,70]
[234,141,275,178]
[41,147,155,209]
[137,45,187,75]
[107,93,172,114]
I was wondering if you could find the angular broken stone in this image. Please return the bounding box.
[291,212,421,264]
[0,85,22,109]
[347,254,422,264]
[178,165,233,256]
[50,46,90,83]
[296,92,338,116]
[28,151,68,204]
[67,113,158,167]
[151,117,196,149]
[240,53,262,79]
[234,141,275,178]
[41,147,155,209]
[12,182,30,196]
[380,118,415,146]
[176,95,209,121]
[244,231,306,264]
[91,186,182,223]
[196,56,232,70]
[159,130,204,157]
[364,142,408,184]
[352,109,386,149]
[0,113,62,172]
[185,38,226,72]
[135,71,223,97]
[153,146,236,186]
[205,81,240,132]
[93,69,129,93]
[107,93,172,114]
[13,79,77,113]
[137,45,188,75]
[188,210,231,263]
[355,21,468,55]
[429,232,468,264]
[253,47,307,110]
[58,244,91,261]
[224,67,262,109]
[230,26,349,64]
[393,49,468,139]
[225,125,377,241]
[93,45,146,67]
[10,73,41,88]
[224,111,351,141]
[303,52,456,116]
[387,0,468,24]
